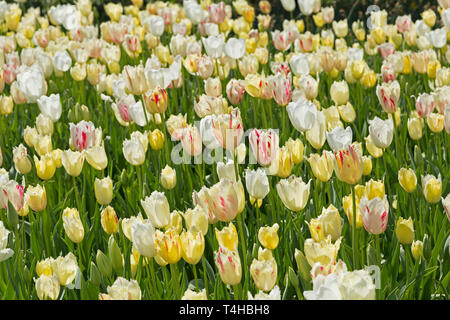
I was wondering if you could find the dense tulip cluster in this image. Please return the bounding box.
[0,0,448,301]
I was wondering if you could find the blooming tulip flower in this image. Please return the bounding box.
[332,144,363,185]
[422,174,442,204]
[326,126,353,152]
[360,195,389,235]
[249,128,279,166]
[286,98,317,132]
[368,117,394,149]
[276,175,311,212]
[141,191,170,229]
[215,245,242,286]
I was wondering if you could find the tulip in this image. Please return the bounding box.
[422,174,442,204]
[131,219,155,258]
[183,206,209,236]
[102,277,141,300]
[122,137,145,166]
[37,94,61,123]
[397,168,417,194]
[69,121,96,152]
[326,126,352,152]
[307,151,334,182]
[311,204,342,242]
[407,114,424,140]
[62,150,84,177]
[16,66,45,103]
[415,93,435,118]
[180,125,203,157]
[94,177,113,205]
[215,246,242,286]
[276,175,311,212]
[268,73,292,106]
[206,178,244,222]
[165,210,183,234]
[411,241,424,260]
[258,224,279,250]
[396,217,414,245]
[35,275,60,300]
[249,128,279,167]
[62,208,84,243]
[250,248,277,292]
[0,96,13,115]
[13,144,32,175]
[182,288,208,300]
[330,80,349,106]
[289,54,310,76]
[376,80,400,113]
[211,108,244,151]
[0,221,14,262]
[304,236,341,267]
[217,159,237,182]
[26,184,47,212]
[141,191,170,229]
[215,222,239,251]
[34,154,56,181]
[422,9,436,27]
[306,110,326,150]
[36,114,54,136]
[445,107,450,134]
[332,20,348,38]
[368,117,394,149]
[434,86,450,113]
[180,229,205,265]
[359,195,389,235]
[281,0,296,12]
[160,165,176,190]
[427,28,447,49]
[224,38,246,60]
[427,113,444,133]
[202,35,224,59]
[143,87,168,114]
[286,98,317,132]
[332,143,363,185]
[101,206,119,235]
[298,74,318,100]
[285,138,304,165]
[226,79,245,106]
[155,228,182,264]
[149,129,165,150]
[245,168,270,205]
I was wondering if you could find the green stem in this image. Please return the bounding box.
[192,263,199,292]
[170,263,180,299]
[202,257,209,296]
[351,184,358,270]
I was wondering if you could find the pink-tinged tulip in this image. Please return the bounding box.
[269,73,292,106]
[193,186,219,224]
[122,65,148,95]
[272,30,292,52]
[415,93,435,118]
[381,63,396,83]
[69,120,96,151]
[360,195,389,235]
[211,108,244,151]
[194,95,228,118]
[5,180,25,212]
[376,80,400,113]
[197,55,215,79]
[249,129,279,167]
[378,43,395,59]
[204,77,222,98]
[442,194,450,222]
[111,95,135,126]
[208,2,226,24]
[298,32,314,52]
[445,107,450,134]
[434,87,450,114]
[396,15,413,33]
[215,246,242,285]
[332,144,363,185]
[181,125,203,157]
[206,179,242,222]
[226,79,245,106]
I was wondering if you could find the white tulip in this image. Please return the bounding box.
[37,94,61,122]
[224,38,246,60]
[131,219,155,258]
[289,54,310,76]
[276,175,311,212]
[281,0,296,12]
[140,191,170,228]
[245,168,270,200]
[426,28,447,48]
[368,117,394,149]
[286,98,317,132]
[202,35,224,59]
[326,126,353,152]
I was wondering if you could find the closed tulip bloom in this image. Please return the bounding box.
[287,98,317,132]
[180,125,202,157]
[289,54,310,76]
[427,113,444,133]
[69,121,96,152]
[141,191,170,229]
[408,114,424,140]
[160,165,176,190]
[148,128,164,151]
[207,178,244,222]
[37,94,61,122]
[445,107,450,134]
[184,206,209,236]
[62,149,84,177]
[307,151,334,182]
[249,128,279,166]
[131,219,155,258]
[268,146,294,178]
[52,252,78,287]
[396,217,414,245]
[122,65,148,95]
[326,126,352,152]
[330,80,349,106]
[34,154,56,181]
[165,210,183,235]
[215,222,239,251]
[62,208,84,243]
[276,175,311,212]
[304,236,341,267]
[415,93,435,118]
[204,77,222,98]
[285,138,304,164]
[299,74,318,100]
[0,96,13,115]
[337,103,356,123]
[94,176,113,205]
[250,248,277,292]
[36,114,54,136]
[13,144,32,175]
[211,108,244,151]
[102,277,142,300]
[359,195,389,235]
[398,168,417,193]
[101,206,119,235]
[85,145,108,170]
[26,184,47,212]
[368,117,394,149]
[35,274,60,300]
[226,79,245,106]
[155,228,182,264]
[271,30,292,52]
[281,0,296,11]
[411,240,424,260]
[376,80,400,113]
[217,159,237,182]
[224,38,246,60]
[180,229,205,265]
[245,168,270,203]
[269,73,292,106]
[215,245,242,285]
[143,87,168,114]
[258,224,280,250]
[422,174,442,204]
[122,137,145,166]
[202,35,224,59]
[315,204,342,241]
[306,110,326,150]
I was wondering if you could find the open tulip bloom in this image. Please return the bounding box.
[0,0,448,303]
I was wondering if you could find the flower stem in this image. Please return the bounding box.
[351,184,358,270]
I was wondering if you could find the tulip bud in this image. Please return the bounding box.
[215,222,238,251]
[411,240,424,260]
[89,262,101,287]
[294,249,311,282]
[0,95,13,115]
[13,144,32,174]
[108,235,123,274]
[36,114,53,136]
[396,217,414,245]
[285,138,304,164]
[250,248,277,292]
[423,234,431,260]
[161,165,176,190]
[165,210,183,234]
[330,80,349,106]
[94,177,113,205]
[184,206,209,236]
[101,206,119,235]
[149,129,164,150]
